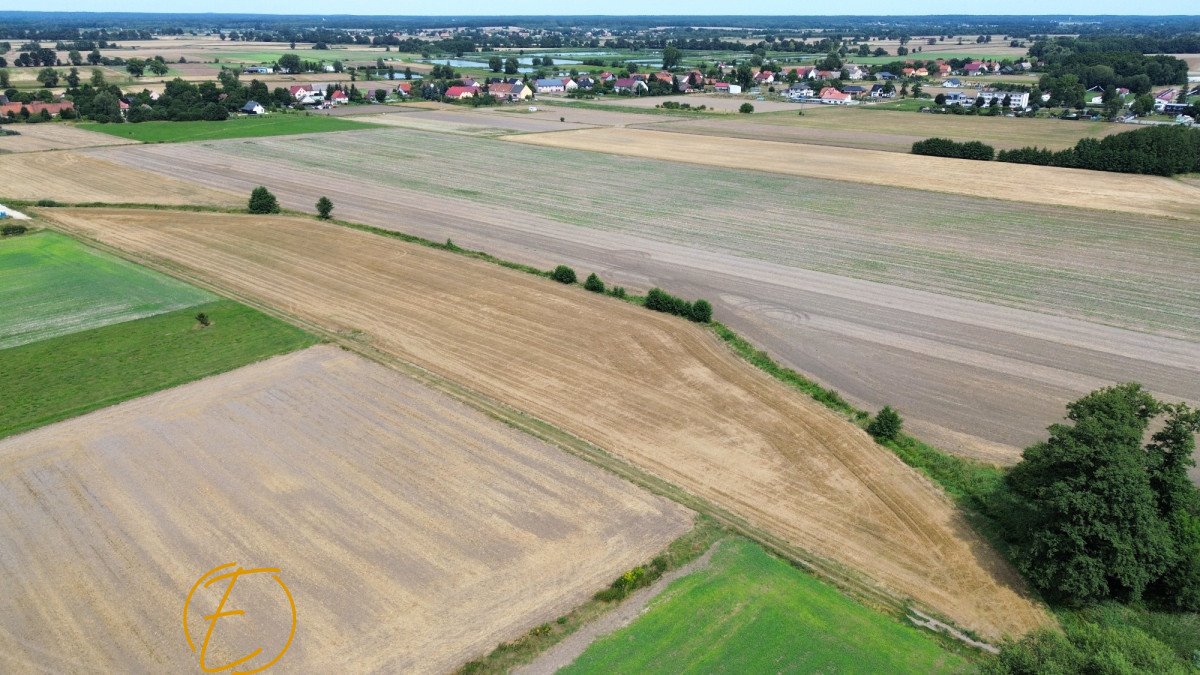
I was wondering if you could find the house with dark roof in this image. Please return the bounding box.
[241,100,265,115]
[535,78,566,93]
[876,71,897,80]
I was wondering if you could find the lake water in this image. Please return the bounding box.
[423,59,534,73]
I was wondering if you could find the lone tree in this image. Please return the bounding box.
[689,299,713,323]
[248,186,280,214]
[195,312,211,327]
[316,196,333,219]
[1004,384,1200,609]
[739,102,754,113]
[550,265,577,284]
[867,406,903,441]
[584,272,605,293]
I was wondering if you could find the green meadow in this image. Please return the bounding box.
[78,114,378,143]
[563,538,972,674]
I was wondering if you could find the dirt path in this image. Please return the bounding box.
[47,207,1053,639]
[517,542,722,675]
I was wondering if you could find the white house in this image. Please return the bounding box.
[713,82,742,94]
[535,78,566,94]
[240,100,265,115]
[978,91,1029,108]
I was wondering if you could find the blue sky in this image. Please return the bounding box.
[16,2,1200,15]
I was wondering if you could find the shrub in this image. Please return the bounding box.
[1,224,28,236]
[550,264,577,284]
[584,272,605,293]
[911,137,995,161]
[998,125,1200,176]
[315,196,333,219]
[739,102,754,113]
[645,287,691,316]
[247,186,280,214]
[195,312,211,327]
[867,406,903,441]
[35,199,59,207]
[689,299,713,323]
[609,286,627,299]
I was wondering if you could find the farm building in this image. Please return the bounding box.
[535,78,566,94]
[713,82,743,94]
[241,100,265,115]
[489,81,532,100]
[328,89,350,105]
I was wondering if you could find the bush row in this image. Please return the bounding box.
[910,137,996,160]
[645,287,712,323]
[1,224,29,236]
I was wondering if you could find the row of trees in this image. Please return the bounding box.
[997,126,1200,176]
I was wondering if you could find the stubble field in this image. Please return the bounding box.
[646,106,1126,153]
[0,346,692,672]
[0,151,241,206]
[86,130,1200,464]
[47,206,1052,640]
[508,127,1200,221]
[0,123,138,154]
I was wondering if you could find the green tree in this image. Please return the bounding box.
[147,60,169,76]
[87,47,101,65]
[0,69,9,89]
[316,196,333,219]
[248,186,281,214]
[662,44,682,70]
[277,53,301,74]
[65,67,79,88]
[504,57,519,75]
[488,56,502,72]
[689,299,713,323]
[125,59,145,77]
[67,49,82,66]
[739,102,754,113]
[36,67,59,87]
[867,406,903,441]
[1005,384,1175,606]
[550,265,577,284]
[583,273,605,293]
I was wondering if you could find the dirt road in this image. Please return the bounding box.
[0,346,691,672]
[48,207,1052,639]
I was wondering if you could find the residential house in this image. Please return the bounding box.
[977,90,1030,108]
[575,75,595,90]
[845,65,866,80]
[843,85,867,98]
[819,87,853,105]
[1156,88,1178,102]
[654,71,674,84]
[869,83,892,98]
[753,70,775,84]
[288,85,323,105]
[535,78,566,94]
[613,78,649,94]
[328,89,350,105]
[444,85,479,99]
[713,82,742,95]
[395,82,412,97]
[877,71,897,80]
[242,66,273,75]
[598,71,616,82]
[787,85,814,100]
[789,66,816,79]
[814,70,837,80]
[942,78,963,88]
[936,63,952,77]
[489,81,532,100]
[241,100,265,115]
[562,78,579,91]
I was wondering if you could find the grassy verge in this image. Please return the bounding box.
[0,299,317,439]
[458,516,726,674]
[562,537,974,674]
[77,114,380,143]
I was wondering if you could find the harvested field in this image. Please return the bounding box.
[0,346,692,672]
[547,94,802,113]
[48,207,1053,639]
[0,123,138,154]
[88,132,1200,465]
[508,127,1200,221]
[0,230,213,349]
[0,151,240,206]
[354,108,593,135]
[649,107,1125,153]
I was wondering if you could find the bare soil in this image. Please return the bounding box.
[46,207,1053,640]
[0,346,691,673]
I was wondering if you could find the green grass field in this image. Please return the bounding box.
[0,299,316,439]
[78,114,379,143]
[0,231,214,349]
[562,538,971,674]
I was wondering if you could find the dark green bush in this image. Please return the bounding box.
[584,272,605,293]
[609,286,626,299]
[911,137,996,160]
[867,406,903,441]
[999,126,1200,176]
[1,224,29,236]
[689,299,713,323]
[247,186,280,214]
[550,265,577,284]
[35,199,59,207]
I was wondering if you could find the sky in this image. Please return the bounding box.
[10,2,1199,15]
